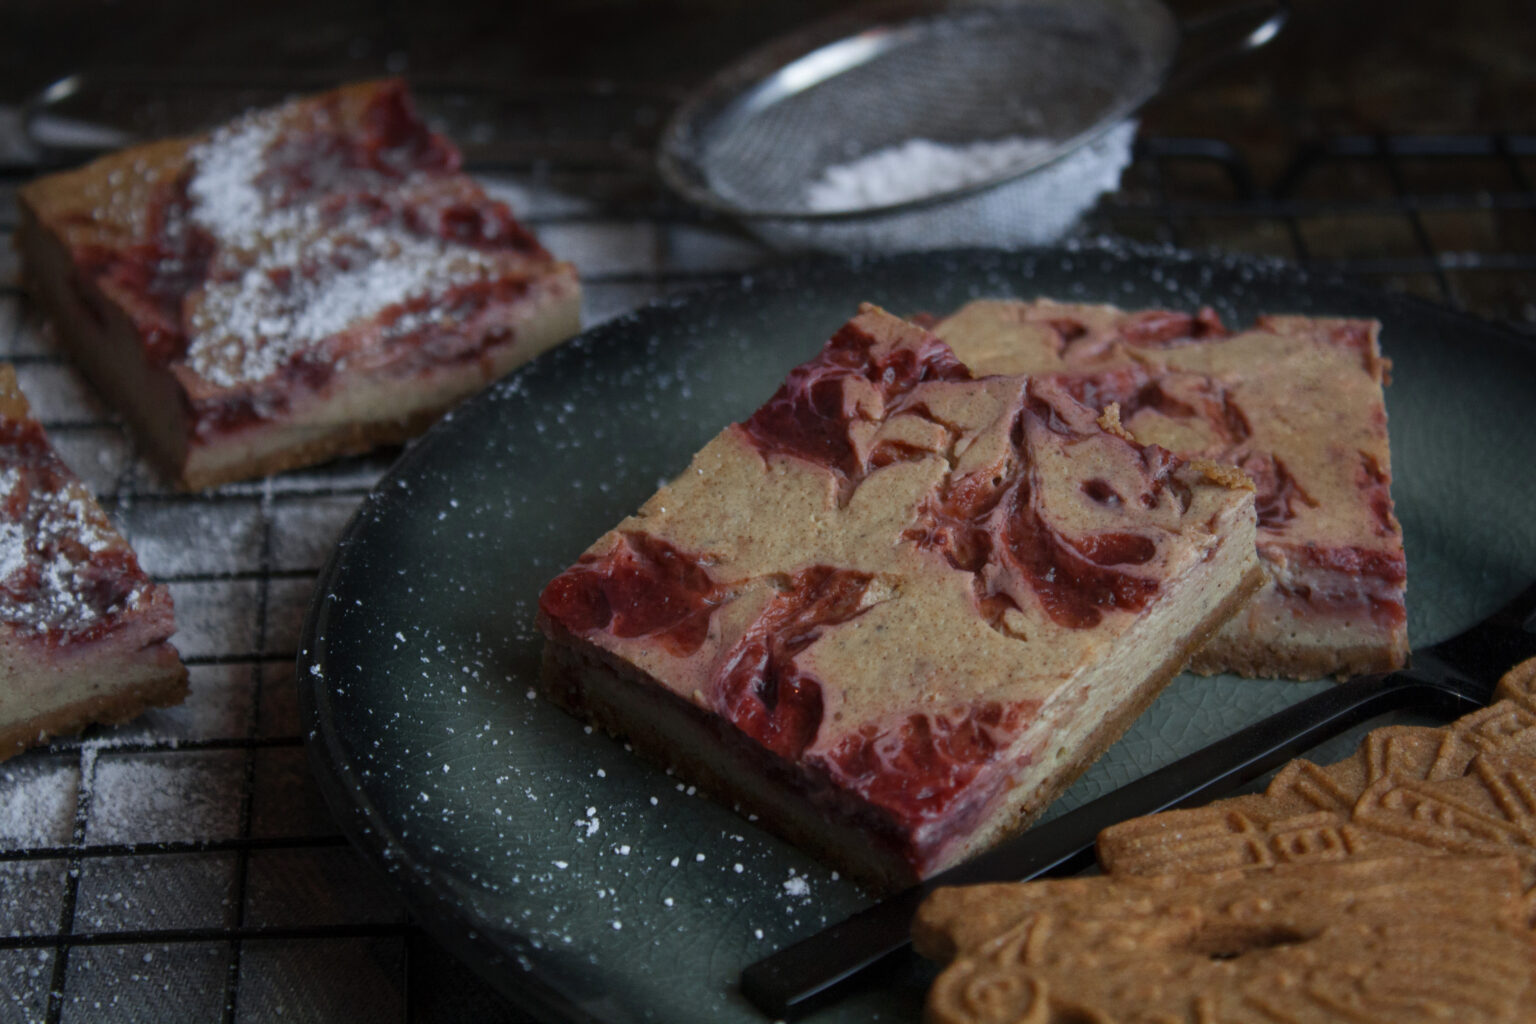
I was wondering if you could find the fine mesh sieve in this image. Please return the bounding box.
[657,0,1286,250]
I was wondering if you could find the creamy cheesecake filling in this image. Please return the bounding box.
[935,298,1407,680]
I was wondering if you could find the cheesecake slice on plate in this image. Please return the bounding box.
[538,305,1261,888]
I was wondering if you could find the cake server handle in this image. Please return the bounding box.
[740,581,1536,1020]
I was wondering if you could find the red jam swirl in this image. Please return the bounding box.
[1057,368,1251,449]
[906,392,1163,631]
[538,531,725,658]
[1279,542,1407,584]
[258,82,457,205]
[1270,554,1408,628]
[1238,453,1318,530]
[542,538,881,761]
[1121,307,1227,346]
[738,319,970,488]
[72,177,214,366]
[1045,317,1089,344]
[709,566,876,760]
[71,80,545,393]
[1001,467,1160,630]
[0,418,146,644]
[820,699,1040,827]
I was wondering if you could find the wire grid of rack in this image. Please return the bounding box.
[0,82,1533,1024]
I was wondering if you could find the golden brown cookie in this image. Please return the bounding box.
[915,856,1534,1024]
[1098,662,1536,937]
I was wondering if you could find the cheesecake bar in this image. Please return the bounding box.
[935,299,1407,679]
[16,78,581,489]
[0,366,186,760]
[538,306,1261,888]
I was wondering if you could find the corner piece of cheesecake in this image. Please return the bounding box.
[935,298,1408,681]
[537,305,1261,889]
[16,78,581,489]
[0,366,187,761]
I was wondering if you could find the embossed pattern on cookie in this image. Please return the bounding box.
[1098,657,1536,925]
[914,856,1534,1024]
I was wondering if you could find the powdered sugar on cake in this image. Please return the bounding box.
[185,212,501,388]
[0,455,148,642]
[185,106,280,247]
[180,97,508,390]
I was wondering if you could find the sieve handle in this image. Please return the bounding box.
[1165,0,1290,94]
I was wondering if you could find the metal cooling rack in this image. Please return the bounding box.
[0,79,1533,1024]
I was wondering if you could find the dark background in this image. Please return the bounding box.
[4,0,1534,183]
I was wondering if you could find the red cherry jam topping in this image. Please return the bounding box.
[906,388,1164,631]
[539,532,725,658]
[0,418,149,645]
[710,566,877,761]
[739,318,970,490]
[1269,543,1408,628]
[1056,367,1252,450]
[1000,469,1159,630]
[1238,453,1318,530]
[1121,307,1227,346]
[821,699,1040,829]
[1045,317,1088,344]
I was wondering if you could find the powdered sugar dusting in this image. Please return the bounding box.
[0,458,149,639]
[180,96,508,390]
[186,107,282,245]
[782,875,811,898]
[84,753,240,846]
[185,221,500,388]
[0,762,77,848]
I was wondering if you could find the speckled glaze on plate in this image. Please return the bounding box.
[299,246,1536,1024]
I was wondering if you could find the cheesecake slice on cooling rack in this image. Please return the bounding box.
[0,365,186,760]
[17,78,580,489]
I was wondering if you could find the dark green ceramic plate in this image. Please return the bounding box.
[299,246,1536,1023]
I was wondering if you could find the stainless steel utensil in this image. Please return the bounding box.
[657,0,1287,251]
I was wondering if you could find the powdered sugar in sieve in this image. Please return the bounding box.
[749,121,1137,252]
[802,136,1059,213]
[657,0,1170,252]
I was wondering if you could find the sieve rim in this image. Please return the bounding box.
[655,0,1179,222]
